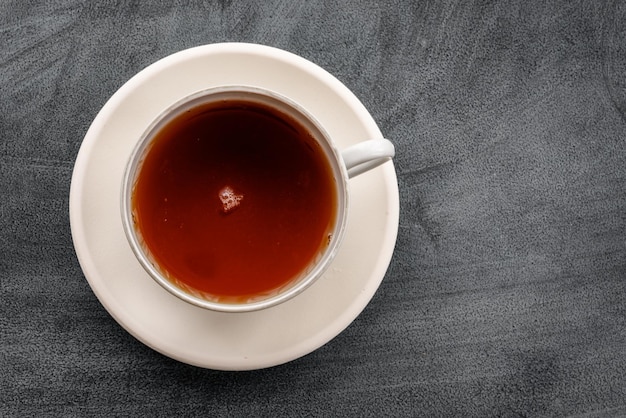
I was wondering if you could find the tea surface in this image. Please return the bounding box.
[132,99,337,301]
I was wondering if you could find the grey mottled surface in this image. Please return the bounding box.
[2,1,626,416]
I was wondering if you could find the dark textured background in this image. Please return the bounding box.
[2,1,626,416]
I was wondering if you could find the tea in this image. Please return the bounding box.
[131,99,337,302]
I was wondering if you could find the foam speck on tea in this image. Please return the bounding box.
[218,185,243,214]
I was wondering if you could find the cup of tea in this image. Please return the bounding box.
[121,86,394,312]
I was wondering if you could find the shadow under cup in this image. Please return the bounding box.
[121,87,349,313]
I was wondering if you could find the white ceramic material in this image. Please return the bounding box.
[69,43,399,370]
[121,86,395,312]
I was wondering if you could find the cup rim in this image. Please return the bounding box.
[120,85,350,313]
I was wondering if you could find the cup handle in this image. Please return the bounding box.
[341,139,395,178]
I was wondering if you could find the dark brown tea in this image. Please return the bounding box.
[132,98,337,302]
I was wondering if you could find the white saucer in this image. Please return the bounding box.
[69,43,399,370]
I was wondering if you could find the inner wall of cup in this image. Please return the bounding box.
[122,87,349,309]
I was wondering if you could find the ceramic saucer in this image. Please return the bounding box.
[69,43,399,370]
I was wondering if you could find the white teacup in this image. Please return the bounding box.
[121,86,394,312]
